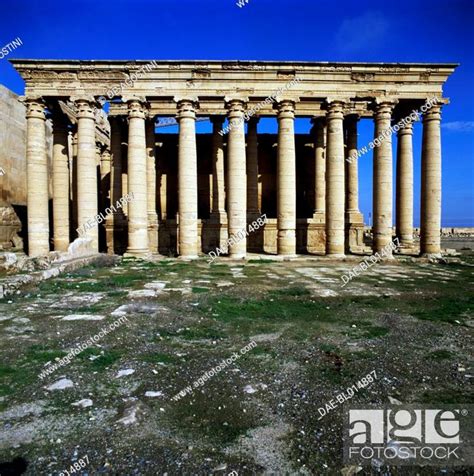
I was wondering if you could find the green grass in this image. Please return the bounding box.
[24,345,67,364]
[140,352,179,364]
[410,295,473,324]
[77,348,122,370]
[270,286,311,297]
[427,349,454,360]
[192,287,210,294]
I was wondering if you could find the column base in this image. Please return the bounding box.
[345,218,365,255]
[345,210,364,225]
[124,250,152,259]
[178,254,199,261]
[312,211,325,224]
[326,253,346,259]
[229,253,246,260]
[396,240,416,255]
[148,214,159,253]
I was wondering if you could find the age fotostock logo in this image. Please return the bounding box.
[344,406,473,466]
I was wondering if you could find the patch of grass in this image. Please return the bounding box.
[271,286,311,297]
[351,322,390,339]
[167,385,260,444]
[140,352,178,364]
[205,295,331,323]
[78,348,122,370]
[107,290,128,298]
[180,326,226,340]
[23,345,67,364]
[419,387,473,404]
[319,343,340,353]
[192,287,209,294]
[0,364,33,392]
[427,349,454,361]
[410,296,474,324]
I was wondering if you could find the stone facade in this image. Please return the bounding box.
[7,59,458,258]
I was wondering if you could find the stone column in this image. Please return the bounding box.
[396,121,414,250]
[345,115,363,221]
[107,116,126,254]
[276,100,296,256]
[26,98,49,256]
[420,104,442,256]
[344,115,364,253]
[76,98,98,251]
[311,117,326,223]
[52,116,70,251]
[126,99,149,256]
[177,99,198,258]
[373,102,395,257]
[71,128,78,235]
[100,146,111,211]
[247,117,260,220]
[210,116,228,248]
[226,99,247,259]
[146,118,158,252]
[325,101,346,257]
[121,123,129,216]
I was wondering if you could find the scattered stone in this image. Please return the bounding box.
[0,401,45,420]
[341,465,363,476]
[243,385,257,394]
[388,396,403,405]
[117,405,139,425]
[216,281,234,287]
[71,399,93,408]
[128,289,157,298]
[61,314,105,321]
[143,281,167,291]
[12,317,30,324]
[145,391,164,398]
[46,378,74,391]
[67,237,95,257]
[111,305,129,317]
[116,369,135,378]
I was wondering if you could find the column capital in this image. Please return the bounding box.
[176,99,198,119]
[276,100,295,118]
[422,104,442,122]
[127,99,147,119]
[325,100,345,119]
[325,98,350,108]
[225,99,246,120]
[373,99,398,116]
[373,101,397,121]
[75,99,96,120]
[25,98,46,120]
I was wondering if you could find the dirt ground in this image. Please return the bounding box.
[0,245,473,475]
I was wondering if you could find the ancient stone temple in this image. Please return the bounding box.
[9,59,457,258]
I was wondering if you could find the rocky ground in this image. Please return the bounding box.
[0,245,473,475]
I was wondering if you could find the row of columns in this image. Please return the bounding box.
[25,96,443,259]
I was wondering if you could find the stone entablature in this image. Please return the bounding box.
[11,60,456,117]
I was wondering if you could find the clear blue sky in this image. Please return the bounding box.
[1,0,473,226]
